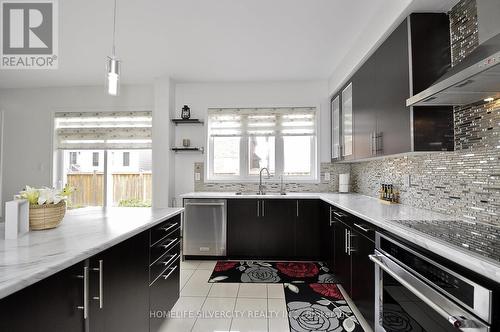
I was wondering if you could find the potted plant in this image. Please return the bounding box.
[18,185,75,230]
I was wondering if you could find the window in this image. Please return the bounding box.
[54,111,152,208]
[207,107,317,181]
[123,152,130,167]
[92,152,99,167]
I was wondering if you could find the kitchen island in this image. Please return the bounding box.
[0,207,183,332]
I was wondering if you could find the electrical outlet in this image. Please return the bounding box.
[324,172,331,181]
[195,172,201,181]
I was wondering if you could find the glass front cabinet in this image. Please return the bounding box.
[331,82,353,161]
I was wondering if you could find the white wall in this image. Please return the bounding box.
[0,85,153,213]
[172,81,330,204]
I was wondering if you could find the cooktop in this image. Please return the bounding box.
[392,219,500,264]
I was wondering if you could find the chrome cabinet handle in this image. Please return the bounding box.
[77,266,89,319]
[347,231,356,255]
[257,200,260,217]
[262,200,265,217]
[344,229,348,254]
[332,211,345,218]
[160,223,177,233]
[161,266,178,280]
[161,238,179,250]
[329,208,336,226]
[159,253,179,267]
[353,223,370,233]
[296,200,299,217]
[91,260,103,309]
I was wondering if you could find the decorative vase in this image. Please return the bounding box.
[29,201,66,230]
[181,105,191,119]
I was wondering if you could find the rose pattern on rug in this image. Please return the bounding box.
[240,264,281,283]
[310,284,344,300]
[285,283,363,332]
[208,261,337,284]
[213,261,238,272]
[276,262,320,278]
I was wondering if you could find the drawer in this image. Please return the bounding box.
[329,206,351,224]
[150,253,180,285]
[151,215,181,247]
[150,237,181,266]
[149,259,180,332]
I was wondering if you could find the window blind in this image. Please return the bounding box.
[207,107,316,137]
[54,111,152,150]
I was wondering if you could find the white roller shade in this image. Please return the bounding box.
[207,107,316,137]
[54,111,152,150]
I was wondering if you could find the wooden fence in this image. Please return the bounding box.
[66,172,152,207]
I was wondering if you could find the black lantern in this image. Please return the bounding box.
[181,105,191,119]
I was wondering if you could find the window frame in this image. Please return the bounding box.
[206,107,319,183]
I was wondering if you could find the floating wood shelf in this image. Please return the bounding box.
[171,119,204,125]
[171,147,204,153]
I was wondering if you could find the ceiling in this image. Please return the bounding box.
[0,0,460,88]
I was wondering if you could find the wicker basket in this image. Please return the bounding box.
[29,201,66,230]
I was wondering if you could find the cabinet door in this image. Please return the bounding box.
[350,230,375,329]
[374,19,411,155]
[331,95,342,160]
[333,222,351,296]
[0,262,86,332]
[320,204,335,268]
[341,83,354,159]
[295,199,321,259]
[227,199,260,258]
[89,230,150,332]
[260,199,296,259]
[352,56,377,160]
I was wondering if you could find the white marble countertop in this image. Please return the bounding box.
[181,192,500,283]
[0,207,183,299]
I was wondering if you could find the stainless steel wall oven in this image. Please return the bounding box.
[370,233,496,332]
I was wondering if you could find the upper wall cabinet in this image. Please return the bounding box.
[331,13,454,162]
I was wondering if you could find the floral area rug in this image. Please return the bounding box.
[284,283,363,332]
[208,261,338,283]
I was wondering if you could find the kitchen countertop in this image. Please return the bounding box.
[0,207,183,300]
[181,192,500,283]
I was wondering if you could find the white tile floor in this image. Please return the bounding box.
[158,260,289,332]
[160,259,372,332]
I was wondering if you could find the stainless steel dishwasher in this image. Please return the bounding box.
[183,199,227,256]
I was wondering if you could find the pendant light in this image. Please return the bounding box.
[106,0,120,96]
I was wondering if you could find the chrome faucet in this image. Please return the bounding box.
[259,168,270,195]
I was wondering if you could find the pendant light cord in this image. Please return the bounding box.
[112,0,117,56]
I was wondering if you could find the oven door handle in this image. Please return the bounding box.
[369,254,490,332]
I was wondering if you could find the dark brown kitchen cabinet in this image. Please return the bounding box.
[331,13,454,162]
[149,216,181,332]
[350,224,375,329]
[328,205,375,329]
[260,199,296,259]
[227,199,320,259]
[89,231,150,332]
[227,199,261,257]
[295,199,321,259]
[0,262,86,332]
[334,220,352,295]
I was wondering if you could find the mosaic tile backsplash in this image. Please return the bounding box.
[194,162,350,193]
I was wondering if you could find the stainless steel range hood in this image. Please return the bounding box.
[407,0,500,107]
